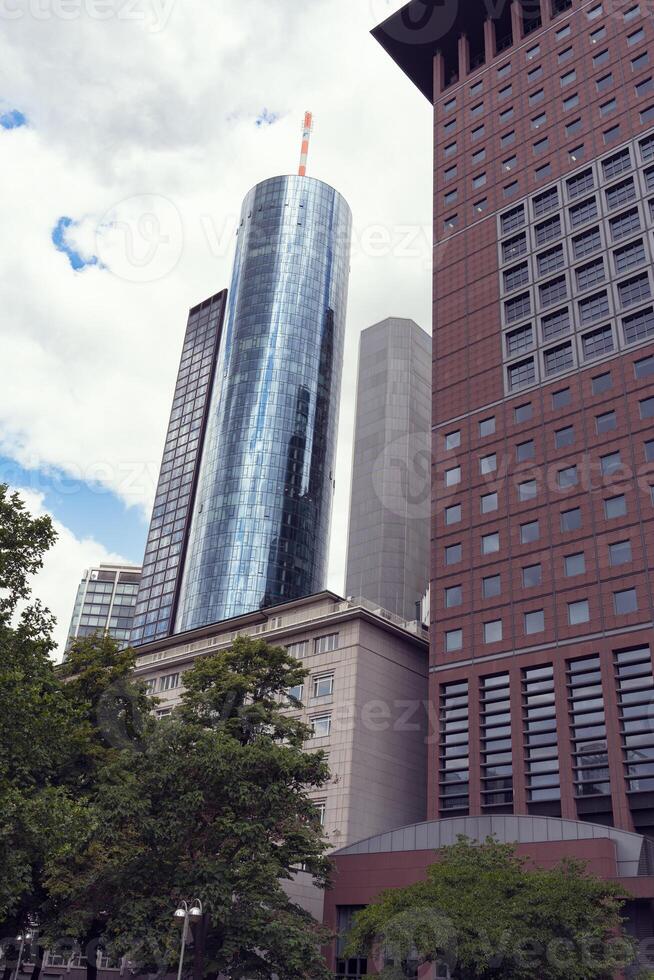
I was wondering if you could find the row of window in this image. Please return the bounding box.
[508,341,654,392]
[285,632,339,658]
[439,645,654,813]
[287,672,335,703]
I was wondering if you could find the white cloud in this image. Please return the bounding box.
[13,488,129,657]
[0,0,432,600]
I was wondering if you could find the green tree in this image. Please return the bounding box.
[44,636,333,980]
[345,836,635,980]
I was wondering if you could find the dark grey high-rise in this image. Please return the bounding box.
[345,317,431,621]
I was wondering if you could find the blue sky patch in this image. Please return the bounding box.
[0,454,148,563]
[0,109,27,130]
[255,108,281,127]
[52,216,99,271]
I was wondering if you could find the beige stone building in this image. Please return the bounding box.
[133,590,429,918]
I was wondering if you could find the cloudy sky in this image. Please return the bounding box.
[0,0,432,653]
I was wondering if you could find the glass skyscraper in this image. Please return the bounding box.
[174,175,351,630]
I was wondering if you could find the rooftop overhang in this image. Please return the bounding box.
[371,0,515,103]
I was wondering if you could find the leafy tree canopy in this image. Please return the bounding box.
[345,836,636,980]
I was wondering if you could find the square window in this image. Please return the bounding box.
[480,453,497,475]
[582,325,614,359]
[628,27,645,45]
[515,402,533,423]
[535,163,552,180]
[445,504,462,525]
[568,599,590,625]
[609,540,632,566]
[484,620,503,644]
[519,480,538,501]
[445,430,461,450]
[592,48,609,67]
[501,130,516,147]
[481,491,499,514]
[635,355,654,377]
[522,563,542,588]
[605,495,627,518]
[313,674,334,699]
[521,520,540,544]
[592,371,612,394]
[445,466,461,486]
[645,439,654,461]
[561,69,576,87]
[555,425,575,448]
[633,51,650,72]
[531,112,547,129]
[558,45,573,62]
[524,610,545,634]
[472,147,486,164]
[445,585,463,607]
[600,98,616,116]
[508,357,536,389]
[561,507,582,531]
[552,388,571,409]
[517,439,535,461]
[600,451,622,475]
[590,25,607,42]
[558,465,578,487]
[614,588,638,614]
[563,93,580,110]
[445,628,463,652]
[596,73,614,93]
[526,44,540,60]
[479,416,496,437]
[639,396,654,418]
[445,544,462,565]
[482,532,500,554]
[565,553,585,576]
[483,574,501,598]
[596,410,616,433]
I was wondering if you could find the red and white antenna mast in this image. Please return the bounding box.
[298,111,313,177]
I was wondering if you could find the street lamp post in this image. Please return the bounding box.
[173,900,203,980]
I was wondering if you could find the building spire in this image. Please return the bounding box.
[298,110,313,176]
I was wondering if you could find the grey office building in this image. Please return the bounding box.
[66,562,142,651]
[345,318,431,622]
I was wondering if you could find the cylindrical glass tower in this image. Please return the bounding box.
[175,175,352,630]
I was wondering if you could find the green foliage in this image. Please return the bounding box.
[345,836,635,980]
[43,637,333,979]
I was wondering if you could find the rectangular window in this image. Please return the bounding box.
[534,136,549,155]
[445,429,461,449]
[502,233,527,262]
[635,354,654,376]
[593,48,610,67]
[500,130,515,147]
[609,540,632,567]
[470,101,484,118]
[444,141,457,158]
[568,600,590,625]
[522,563,542,587]
[543,309,571,344]
[625,4,640,20]
[519,479,538,501]
[445,628,463,652]
[521,520,540,544]
[645,439,654,461]
[500,205,525,234]
[484,620,503,644]
[558,465,578,488]
[445,543,462,565]
[535,215,561,245]
[565,117,582,136]
[505,292,532,323]
[566,167,595,198]
[596,410,617,433]
[560,69,577,86]
[503,154,518,172]
[516,439,535,461]
[592,370,612,393]
[578,290,610,324]
[610,208,642,241]
[529,88,545,105]
[533,186,559,217]
[582,325,614,359]
[639,396,654,418]
[605,178,636,210]
[636,76,654,97]
[596,72,613,93]
[286,640,309,658]
[479,416,496,437]
[159,672,180,692]
[445,465,461,487]
[481,491,499,513]
[445,503,461,525]
[563,92,580,110]
[628,27,645,45]
[524,610,544,634]
[590,25,607,42]
[509,358,536,390]
[531,112,547,129]
[314,633,338,654]
[561,507,582,531]
[504,180,519,198]
[544,341,574,375]
[526,44,540,60]
[535,163,552,180]
[569,196,598,227]
[506,324,534,356]
[472,171,487,188]
[605,495,627,518]
[619,273,651,308]
[311,714,331,738]
[558,45,573,62]
[633,51,650,73]
[472,124,485,140]
[565,553,585,576]
[515,403,533,423]
[576,259,605,291]
[482,532,500,554]
[603,148,632,180]
[552,387,571,408]
[528,65,543,82]
[603,124,620,144]
[600,451,622,475]
[444,165,457,182]
[572,226,602,259]
[504,262,530,292]
[313,673,334,698]
[555,425,575,447]
[480,453,497,475]
[445,585,462,609]
[614,239,646,275]
[482,574,501,598]
[600,98,617,116]
[614,588,638,614]
[537,246,565,276]
[499,84,513,100]
[539,276,568,307]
